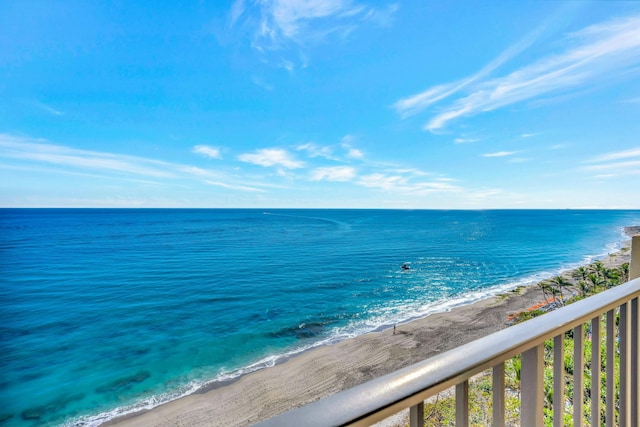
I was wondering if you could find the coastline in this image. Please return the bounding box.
[104,228,638,427]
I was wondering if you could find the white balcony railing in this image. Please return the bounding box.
[255,235,640,427]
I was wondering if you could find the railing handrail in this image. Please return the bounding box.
[255,277,640,427]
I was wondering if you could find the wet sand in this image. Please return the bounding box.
[108,229,638,427]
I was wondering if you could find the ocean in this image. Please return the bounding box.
[1,209,639,426]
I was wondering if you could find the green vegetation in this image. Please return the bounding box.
[404,261,629,427]
[508,261,629,323]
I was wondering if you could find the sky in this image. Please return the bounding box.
[1,1,640,209]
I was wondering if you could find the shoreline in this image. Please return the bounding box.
[103,228,638,427]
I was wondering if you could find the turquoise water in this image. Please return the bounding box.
[1,209,639,426]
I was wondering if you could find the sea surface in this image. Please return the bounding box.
[1,209,640,426]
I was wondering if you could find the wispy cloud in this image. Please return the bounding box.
[296,142,336,159]
[583,160,640,172]
[296,137,364,161]
[340,135,364,159]
[204,180,265,192]
[395,14,640,131]
[0,134,176,178]
[0,134,269,193]
[587,147,640,163]
[482,151,517,158]
[193,145,223,159]
[230,0,398,69]
[238,148,305,168]
[582,146,640,175]
[393,19,547,119]
[32,101,64,116]
[356,173,461,194]
[454,137,479,144]
[310,166,356,181]
[342,144,363,159]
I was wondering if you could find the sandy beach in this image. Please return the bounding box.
[107,229,638,427]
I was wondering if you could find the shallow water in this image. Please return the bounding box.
[1,209,639,426]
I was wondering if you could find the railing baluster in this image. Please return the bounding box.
[553,333,565,427]
[620,302,630,427]
[574,324,584,426]
[631,297,638,426]
[409,402,424,427]
[456,381,469,427]
[591,315,601,426]
[521,345,544,427]
[606,309,615,427]
[492,363,505,427]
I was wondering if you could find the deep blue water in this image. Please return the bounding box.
[1,209,639,426]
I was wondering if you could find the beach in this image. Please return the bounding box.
[107,229,637,427]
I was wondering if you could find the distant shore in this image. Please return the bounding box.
[107,226,639,427]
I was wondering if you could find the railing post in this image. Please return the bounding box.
[521,345,544,427]
[620,302,630,427]
[409,402,424,427]
[574,324,584,426]
[493,363,505,427]
[630,233,639,426]
[553,334,565,427]
[591,316,601,426]
[456,381,469,427]
[632,297,638,427]
[606,309,616,427]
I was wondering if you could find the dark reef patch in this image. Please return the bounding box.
[95,371,151,394]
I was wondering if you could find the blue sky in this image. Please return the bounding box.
[1,1,639,208]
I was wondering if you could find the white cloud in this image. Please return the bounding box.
[193,145,223,159]
[204,180,265,192]
[310,166,356,181]
[357,173,404,190]
[230,0,397,69]
[0,134,271,192]
[396,14,640,131]
[482,151,517,158]
[296,142,335,159]
[344,146,363,159]
[0,134,175,178]
[230,0,246,26]
[356,172,460,193]
[393,83,458,118]
[238,148,304,169]
[394,20,547,119]
[583,160,640,171]
[587,147,640,163]
[392,168,430,176]
[340,137,364,158]
[251,76,274,90]
[454,137,479,144]
[361,3,398,27]
[582,147,640,176]
[33,101,64,116]
[179,166,219,178]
